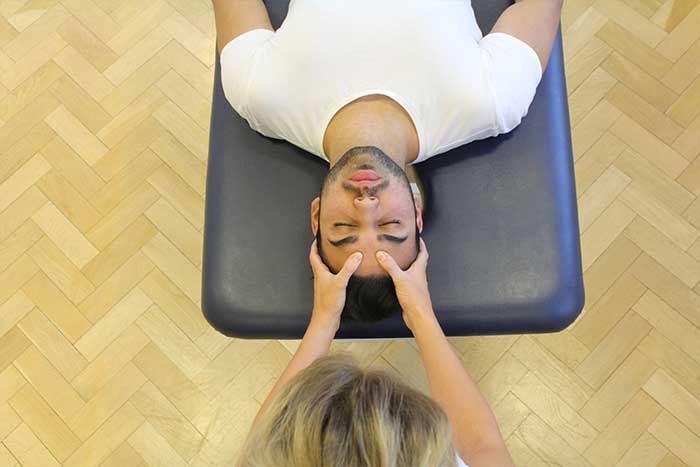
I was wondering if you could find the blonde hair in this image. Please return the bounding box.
[236,352,457,467]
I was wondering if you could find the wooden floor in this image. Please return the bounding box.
[1,0,699,466]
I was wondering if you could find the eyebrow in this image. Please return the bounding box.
[329,234,408,247]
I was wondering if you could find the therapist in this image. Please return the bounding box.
[235,238,514,467]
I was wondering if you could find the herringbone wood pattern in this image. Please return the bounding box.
[1,0,699,465]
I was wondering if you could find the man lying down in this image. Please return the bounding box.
[213,0,563,322]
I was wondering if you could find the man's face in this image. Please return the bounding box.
[312,148,423,276]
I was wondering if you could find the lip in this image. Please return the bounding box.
[349,179,383,188]
[349,170,382,182]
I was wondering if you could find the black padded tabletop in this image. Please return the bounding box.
[202,0,585,339]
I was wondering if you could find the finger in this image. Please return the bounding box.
[336,252,363,285]
[309,240,330,275]
[410,237,429,271]
[375,250,403,279]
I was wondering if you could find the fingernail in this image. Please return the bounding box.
[376,252,386,261]
[352,252,363,262]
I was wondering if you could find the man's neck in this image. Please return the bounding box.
[323,95,419,169]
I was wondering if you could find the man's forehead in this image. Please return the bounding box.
[326,242,414,269]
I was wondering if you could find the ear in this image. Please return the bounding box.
[414,195,424,233]
[413,192,423,212]
[310,197,320,236]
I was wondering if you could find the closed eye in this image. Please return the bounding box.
[332,220,401,227]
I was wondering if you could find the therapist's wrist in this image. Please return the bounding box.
[410,312,443,340]
[308,314,340,338]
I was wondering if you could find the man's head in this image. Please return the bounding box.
[310,146,423,322]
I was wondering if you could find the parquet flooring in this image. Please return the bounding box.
[0,1,699,466]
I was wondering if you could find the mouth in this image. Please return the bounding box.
[348,169,382,182]
[349,179,383,188]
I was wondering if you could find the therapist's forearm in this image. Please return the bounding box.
[251,318,336,426]
[412,313,506,460]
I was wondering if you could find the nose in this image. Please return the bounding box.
[354,194,378,209]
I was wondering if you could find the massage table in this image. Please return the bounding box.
[202,0,585,339]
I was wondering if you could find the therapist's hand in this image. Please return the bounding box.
[376,237,436,333]
[309,239,362,333]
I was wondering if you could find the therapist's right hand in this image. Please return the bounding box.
[375,237,437,333]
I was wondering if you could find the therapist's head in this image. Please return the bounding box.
[236,352,457,467]
[310,146,423,322]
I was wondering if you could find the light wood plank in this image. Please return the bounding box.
[44,105,108,165]
[74,286,152,361]
[12,346,84,422]
[648,411,700,466]
[67,363,146,441]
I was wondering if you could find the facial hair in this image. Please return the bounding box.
[321,146,411,197]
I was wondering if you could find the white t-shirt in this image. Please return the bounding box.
[221,0,542,164]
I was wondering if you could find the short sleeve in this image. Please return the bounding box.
[479,32,543,134]
[220,29,275,119]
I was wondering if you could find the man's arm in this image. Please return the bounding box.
[489,0,564,73]
[212,0,274,54]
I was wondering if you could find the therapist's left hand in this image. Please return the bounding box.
[308,239,362,333]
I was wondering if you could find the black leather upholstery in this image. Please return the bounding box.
[202,0,585,339]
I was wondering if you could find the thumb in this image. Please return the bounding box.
[375,251,402,279]
[337,252,363,285]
